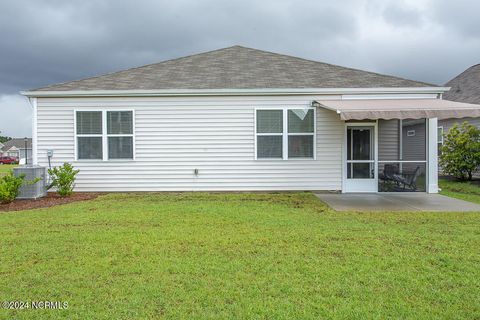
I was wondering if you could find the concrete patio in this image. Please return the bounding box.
[315,192,480,212]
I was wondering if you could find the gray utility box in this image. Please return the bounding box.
[13,166,47,199]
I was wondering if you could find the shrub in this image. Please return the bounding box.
[440,122,480,181]
[47,163,80,197]
[0,172,25,204]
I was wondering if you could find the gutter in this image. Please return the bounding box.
[20,87,451,98]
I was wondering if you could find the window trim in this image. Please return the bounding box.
[254,107,316,160]
[74,109,135,161]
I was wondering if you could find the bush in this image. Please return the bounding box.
[47,163,80,197]
[0,172,25,204]
[440,122,480,181]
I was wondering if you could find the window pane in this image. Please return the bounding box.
[257,110,283,133]
[257,136,282,158]
[288,109,314,133]
[352,128,372,160]
[107,111,133,134]
[347,163,374,179]
[77,111,102,134]
[402,119,426,161]
[378,119,426,161]
[78,137,102,159]
[108,137,133,159]
[378,119,400,161]
[437,127,443,143]
[378,162,426,192]
[288,135,313,158]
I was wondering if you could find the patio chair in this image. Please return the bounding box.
[379,164,399,182]
[392,166,421,191]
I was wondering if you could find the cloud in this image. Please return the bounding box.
[0,0,479,136]
[0,95,31,137]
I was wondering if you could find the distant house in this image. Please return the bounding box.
[21,46,480,193]
[439,64,480,146]
[0,138,32,163]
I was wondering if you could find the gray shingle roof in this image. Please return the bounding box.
[1,138,32,152]
[443,64,480,104]
[33,46,436,91]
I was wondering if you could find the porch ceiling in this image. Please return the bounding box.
[313,99,480,120]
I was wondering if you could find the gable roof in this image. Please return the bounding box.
[1,138,32,152]
[31,46,436,92]
[443,64,480,104]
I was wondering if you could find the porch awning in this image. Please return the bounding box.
[313,99,480,120]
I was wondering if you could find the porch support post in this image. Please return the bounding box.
[427,117,438,193]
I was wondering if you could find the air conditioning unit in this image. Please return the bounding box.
[13,166,47,199]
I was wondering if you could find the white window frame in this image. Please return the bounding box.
[74,109,135,161]
[437,126,444,144]
[254,107,316,160]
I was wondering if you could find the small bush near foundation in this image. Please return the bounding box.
[48,163,80,197]
[440,122,480,181]
[0,172,25,204]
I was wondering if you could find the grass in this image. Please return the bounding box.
[440,178,480,204]
[0,164,17,176]
[0,192,479,319]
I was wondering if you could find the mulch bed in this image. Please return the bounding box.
[0,192,102,212]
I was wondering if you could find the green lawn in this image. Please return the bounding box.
[0,164,17,176]
[0,192,479,319]
[440,178,480,204]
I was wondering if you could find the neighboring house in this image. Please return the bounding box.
[21,46,480,193]
[0,138,32,163]
[439,64,480,146]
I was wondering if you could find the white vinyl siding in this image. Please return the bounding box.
[36,95,344,191]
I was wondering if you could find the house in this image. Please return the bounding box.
[0,138,32,163]
[21,46,480,193]
[438,64,480,146]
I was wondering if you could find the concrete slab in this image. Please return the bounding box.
[315,193,480,212]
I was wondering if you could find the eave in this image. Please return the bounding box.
[20,87,450,98]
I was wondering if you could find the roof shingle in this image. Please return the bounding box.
[443,64,480,104]
[1,138,32,152]
[32,46,436,91]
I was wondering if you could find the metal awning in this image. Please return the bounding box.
[313,99,480,120]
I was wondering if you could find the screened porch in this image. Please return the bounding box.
[314,98,480,193]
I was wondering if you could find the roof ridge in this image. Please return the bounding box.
[28,45,439,92]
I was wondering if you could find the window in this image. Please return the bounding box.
[256,110,283,159]
[76,111,103,160]
[107,111,133,159]
[76,110,134,160]
[256,108,315,159]
[437,126,444,144]
[288,109,314,158]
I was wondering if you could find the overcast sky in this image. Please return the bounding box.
[1,0,479,137]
